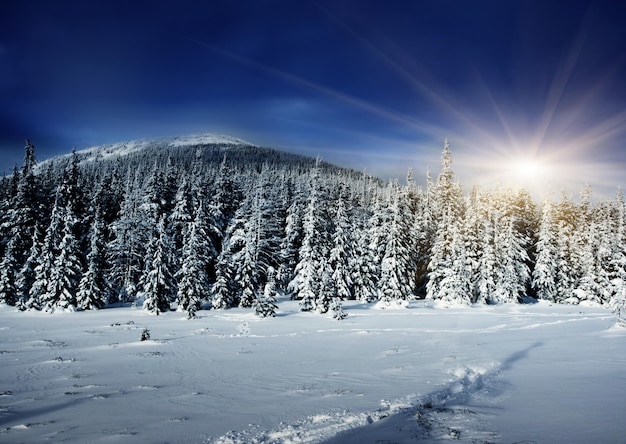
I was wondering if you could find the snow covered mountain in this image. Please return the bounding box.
[35,133,253,168]
[73,133,254,161]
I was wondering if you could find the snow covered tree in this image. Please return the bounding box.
[277,182,304,289]
[170,177,194,253]
[329,195,354,300]
[378,183,415,304]
[15,224,43,310]
[330,297,347,320]
[176,203,212,318]
[108,173,148,302]
[426,140,465,302]
[255,266,279,318]
[316,259,336,314]
[494,214,530,303]
[6,140,40,274]
[0,241,18,306]
[533,199,559,301]
[43,201,83,312]
[288,164,328,311]
[434,222,473,306]
[76,210,108,310]
[351,220,378,302]
[211,249,236,309]
[142,215,176,315]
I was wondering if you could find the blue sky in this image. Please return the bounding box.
[1,0,625,197]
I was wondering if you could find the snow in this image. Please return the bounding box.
[37,133,255,169]
[166,134,254,147]
[1,300,625,443]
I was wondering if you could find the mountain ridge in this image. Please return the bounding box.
[37,133,257,168]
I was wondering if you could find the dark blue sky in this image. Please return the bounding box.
[2,0,625,196]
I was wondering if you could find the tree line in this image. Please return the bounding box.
[0,138,625,319]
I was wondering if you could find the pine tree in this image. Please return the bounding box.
[0,240,18,306]
[32,189,64,311]
[142,215,175,315]
[477,214,501,304]
[316,259,336,314]
[494,215,530,303]
[8,140,40,274]
[533,199,559,301]
[176,203,212,318]
[255,267,279,318]
[76,210,108,310]
[352,220,378,302]
[15,224,43,310]
[211,249,236,309]
[608,189,626,303]
[435,222,473,306]
[288,165,327,311]
[170,177,194,253]
[44,201,82,311]
[426,140,465,302]
[277,181,305,290]
[329,195,354,300]
[330,297,347,320]
[378,184,415,304]
[108,173,148,302]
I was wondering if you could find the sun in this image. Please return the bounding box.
[514,160,545,179]
[500,155,558,195]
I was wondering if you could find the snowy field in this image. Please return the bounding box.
[1,300,625,443]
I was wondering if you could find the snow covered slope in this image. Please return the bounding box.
[39,133,256,167]
[1,300,624,443]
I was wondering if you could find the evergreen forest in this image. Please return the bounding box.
[1,136,625,319]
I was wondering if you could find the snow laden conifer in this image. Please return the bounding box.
[316,259,336,314]
[211,249,236,309]
[278,180,305,291]
[0,240,18,306]
[76,207,108,310]
[9,140,39,273]
[533,199,559,301]
[44,201,82,311]
[142,215,176,315]
[378,182,415,306]
[108,173,147,302]
[330,297,347,320]
[434,221,472,306]
[426,140,465,303]
[176,202,212,318]
[608,189,626,304]
[494,212,530,303]
[170,177,194,253]
[15,225,43,310]
[255,266,279,318]
[329,194,354,300]
[29,203,63,311]
[352,219,378,302]
[289,163,327,311]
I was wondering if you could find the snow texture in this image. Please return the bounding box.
[1,300,624,443]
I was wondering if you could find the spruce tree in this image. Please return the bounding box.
[77,210,108,310]
[211,249,236,309]
[44,201,82,311]
[176,203,212,318]
[289,166,326,311]
[329,195,354,300]
[255,267,279,318]
[0,240,18,306]
[378,184,415,304]
[142,215,175,315]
